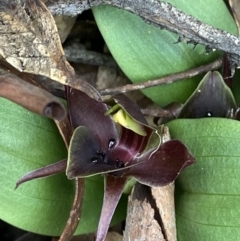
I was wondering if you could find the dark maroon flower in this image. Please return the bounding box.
[66,89,194,241]
[17,88,195,241]
[178,71,237,118]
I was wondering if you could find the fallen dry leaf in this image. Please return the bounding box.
[53,15,77,43]
[0,0,99,99]
[0,0,73,83]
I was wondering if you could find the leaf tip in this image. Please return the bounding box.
[14,183,20,190]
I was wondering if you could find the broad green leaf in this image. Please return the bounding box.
[167,118,240,241]
[93,1,237,106]
[0,97,127,236]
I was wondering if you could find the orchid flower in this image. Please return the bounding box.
[178,71,237,118]
[17,88,195,241]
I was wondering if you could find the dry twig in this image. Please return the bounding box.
[46,0,240,67]
[0,71,66,120]
[99,57,223,95]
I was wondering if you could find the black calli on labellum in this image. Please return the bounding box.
[16,87,195,241]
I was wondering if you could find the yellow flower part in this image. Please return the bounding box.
[105,104,146,136]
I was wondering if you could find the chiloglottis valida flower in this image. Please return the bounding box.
[178,71,237,118]
[16,87,195,241]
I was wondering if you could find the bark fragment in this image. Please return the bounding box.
[123,183,165,241]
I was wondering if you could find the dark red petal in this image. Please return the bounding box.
[178,71,236,118]
[95,175,127,241]
[106,94,160,161]
[67,126,117,178]
[16,159,67,188]
[106,126,156,166]
[66,87,117,151]
[128,140,195,186]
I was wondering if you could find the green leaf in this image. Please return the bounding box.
[166,118,240,241]
[93,1,237,106]
[0,97,127,236]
